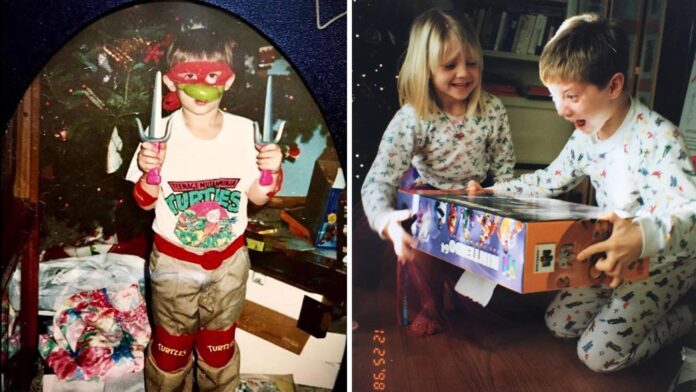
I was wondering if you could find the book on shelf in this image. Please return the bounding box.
[567,0,579,17]
[525,85,552,100]
[547,24,557,43]
[467,2,566,55]
[514,14,535,54]
[543,15,564,44]
[509,14,523,54]
[528,14,548,55]
[492,11,509,51]
[483,83,519,97]
[500,13,520,52]
[526,15,540,55]
[480,8,502,50]
[474,8,486,39]
[578,0,608,15]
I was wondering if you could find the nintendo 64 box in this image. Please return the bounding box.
[397,189,648,293]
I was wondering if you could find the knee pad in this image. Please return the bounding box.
[196,323,237,368]
[151,325,195,372]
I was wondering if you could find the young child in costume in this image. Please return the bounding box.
[469,14,696,372]
[126,28,282,390]
[361,8,515,336]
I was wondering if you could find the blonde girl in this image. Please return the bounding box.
[361,8,515,336]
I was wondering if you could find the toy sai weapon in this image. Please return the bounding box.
[136,71,171,185]
[254,60,290,186]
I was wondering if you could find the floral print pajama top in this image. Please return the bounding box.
[362,91,515,234]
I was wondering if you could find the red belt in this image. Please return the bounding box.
[154,233,245,270]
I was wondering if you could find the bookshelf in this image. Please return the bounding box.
[456,0,670,204]
[482,49,539,62]
[459,0,665,162]
[457,1,576,168]
[464,1,568,58]
[500,96,555,110]
[457,0,604,204]
[629,0,667,107]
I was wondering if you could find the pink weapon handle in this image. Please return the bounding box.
[146,142,162,185]
[259,169,274,186]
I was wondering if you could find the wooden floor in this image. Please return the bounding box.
[352,257,684,391]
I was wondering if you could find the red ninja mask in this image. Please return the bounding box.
[163,61,234,110]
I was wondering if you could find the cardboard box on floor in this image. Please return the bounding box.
[239,271,345,389]
[281,147,344,249]
[397,189,648,293]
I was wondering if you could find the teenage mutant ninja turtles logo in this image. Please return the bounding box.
[166,178,241,248]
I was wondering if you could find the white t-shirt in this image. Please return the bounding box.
[126,109,259,250]
[492,98,696,260]
[587,96,638,215]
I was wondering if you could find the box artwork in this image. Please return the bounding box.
[397,189,648,293]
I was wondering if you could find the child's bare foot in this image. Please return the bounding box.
[407,311,443,337]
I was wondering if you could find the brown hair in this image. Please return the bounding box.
[167,29,236,68]
[540,13,629,88]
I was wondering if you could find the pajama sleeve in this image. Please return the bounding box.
[632,127,696,258]
[491,132,586,197]
[361,106,424,236]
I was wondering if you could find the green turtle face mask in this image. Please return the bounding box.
[178,84,225,102]
[162,61,234,110]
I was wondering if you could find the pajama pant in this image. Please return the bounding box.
[145,242,250,391]
[545,257,696,372]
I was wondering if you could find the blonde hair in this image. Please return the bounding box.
[398,9,484,118]
[167,30,236,68]
[540,13,629,88]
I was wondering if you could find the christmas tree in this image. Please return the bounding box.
[39,3,327,249]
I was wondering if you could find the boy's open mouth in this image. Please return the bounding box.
[575,119,586,128]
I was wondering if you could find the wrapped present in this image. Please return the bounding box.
[397,189,649,293]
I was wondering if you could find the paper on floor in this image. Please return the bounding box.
[43,376,104,392]
[43,370,144,392]
[668,346,696,392]
[454,271,497,306]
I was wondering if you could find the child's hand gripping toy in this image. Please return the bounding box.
[136,71,171,185]
[254,60,290,185]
